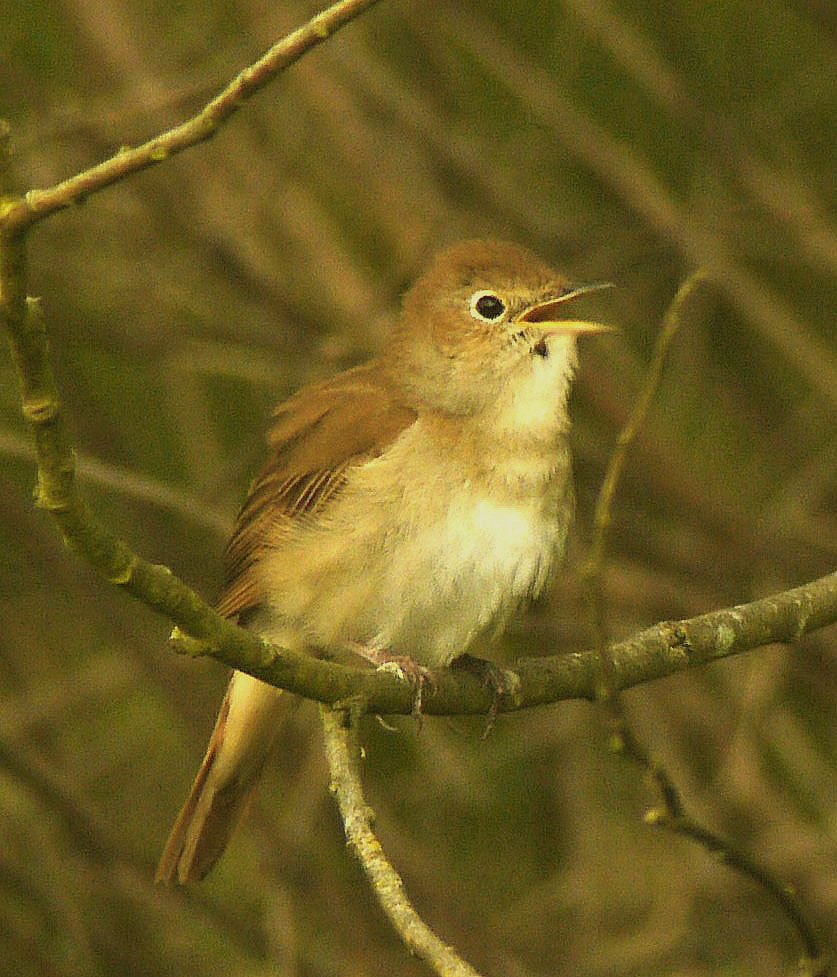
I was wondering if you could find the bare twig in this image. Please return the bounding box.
[0,0,381,234]
[643,807,828,976]
[320,705,485,977]
[0,273,834,712]
[584,268,708,664]
[582,274,829,977]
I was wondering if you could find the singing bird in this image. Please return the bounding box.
[157,239,611,883]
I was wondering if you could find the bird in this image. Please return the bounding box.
[156,238,611,884]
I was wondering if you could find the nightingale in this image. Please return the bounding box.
[156,239,610,884]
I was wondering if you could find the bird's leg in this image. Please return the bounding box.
[346,641,433,716]
[450,653,521,737]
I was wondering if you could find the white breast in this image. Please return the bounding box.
[367,489,562,666]
[259,364,575,667]
[325,411,572,667]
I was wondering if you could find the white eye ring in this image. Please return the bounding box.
[469,290,507,322]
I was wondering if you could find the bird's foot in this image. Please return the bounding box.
[347,642,433,717]
[450,653,521,737]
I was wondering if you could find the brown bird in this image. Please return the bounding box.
[156,239,611,884]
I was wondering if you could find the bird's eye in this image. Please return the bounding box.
[469,291,507,322]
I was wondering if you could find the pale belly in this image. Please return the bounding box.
[258,453,571,668]
[363,493,564,665]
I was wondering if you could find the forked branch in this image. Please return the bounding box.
[0,5,834,975]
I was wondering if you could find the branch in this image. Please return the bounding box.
[320,706,485,977]
[0,270,835,713]
[0,0,381,234]
[2,288,835,714]
[643,807,829,977]
[580,272,830,976]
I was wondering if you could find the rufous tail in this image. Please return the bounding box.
[155,671,285,884]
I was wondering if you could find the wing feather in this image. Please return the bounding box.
[215,362,416,621]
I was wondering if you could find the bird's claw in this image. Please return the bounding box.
[375,656,434,717]
[347,641,433,718]
[452,653,521,737]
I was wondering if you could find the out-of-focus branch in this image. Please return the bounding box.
[0,423,232,535]
[0,0,381,234]
[440,5,837,407]
[560,0,837,278]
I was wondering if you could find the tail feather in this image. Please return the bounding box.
[156,671,285,884]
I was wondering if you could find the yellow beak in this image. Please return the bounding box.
[518,282,615,336]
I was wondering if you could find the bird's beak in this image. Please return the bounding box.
[518,282,615,336]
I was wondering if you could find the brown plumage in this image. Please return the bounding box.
[216,364,417,621]
[157,366,416,883]
[156,239,610,884]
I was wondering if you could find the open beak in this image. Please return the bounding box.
[518,281,615,336]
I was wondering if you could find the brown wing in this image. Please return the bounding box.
[215,361,417,621]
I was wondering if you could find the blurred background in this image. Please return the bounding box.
[1,1,835,975]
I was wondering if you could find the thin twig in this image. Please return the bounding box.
[644,806,828,975]
[583,272,829,977]
[0,2,835,722]
[320,705,485,977]
[0,0,382,234]
[585,267,707,689]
